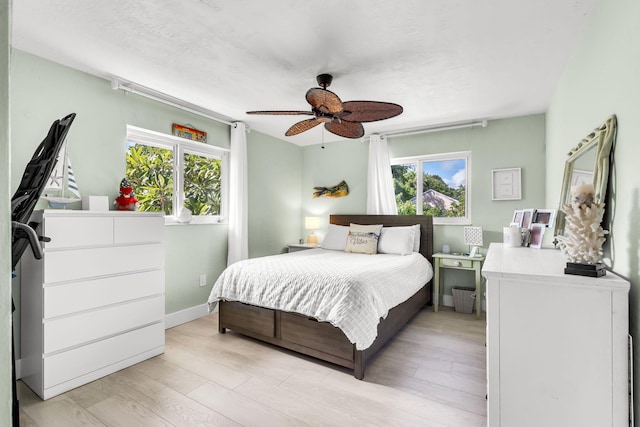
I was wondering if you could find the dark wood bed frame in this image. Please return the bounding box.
[218,214,434,379]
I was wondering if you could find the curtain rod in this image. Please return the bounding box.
[110,79,237,127]
[380,120,488,139]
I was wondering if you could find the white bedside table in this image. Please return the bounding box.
[432,252,485,319]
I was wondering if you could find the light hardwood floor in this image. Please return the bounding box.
[18,306,487,427]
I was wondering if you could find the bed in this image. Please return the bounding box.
[209,214,434,379]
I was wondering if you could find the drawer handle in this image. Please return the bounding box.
[453,261,461,267]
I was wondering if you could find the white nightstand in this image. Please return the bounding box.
[287,243,317,252]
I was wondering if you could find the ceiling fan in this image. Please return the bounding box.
[246,74,403,139]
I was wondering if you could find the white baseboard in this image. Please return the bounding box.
[442,295,486,312]
[164,303,210,329]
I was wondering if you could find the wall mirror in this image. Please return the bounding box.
[554,115,617,240]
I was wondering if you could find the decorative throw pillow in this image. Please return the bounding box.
[345,223,383,254]
[378,226,416,255]
[321,224,349,251]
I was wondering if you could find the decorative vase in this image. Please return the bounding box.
[555,184,607,277]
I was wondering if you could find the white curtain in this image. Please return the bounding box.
[227,122,248,265]
[367,134,398,214]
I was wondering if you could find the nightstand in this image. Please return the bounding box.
[432,252,485,319]
[287,243,317,253]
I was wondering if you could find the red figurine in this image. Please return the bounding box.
[114,178,140,211]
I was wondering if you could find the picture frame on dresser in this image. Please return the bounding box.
[529,224,545,248]
[511,210,524,227]
[532,209,556,228]
[521,209,535,229]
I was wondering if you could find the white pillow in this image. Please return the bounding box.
[345,223,383,254]
[378,226,416,255]
[321,224,349,251]
[413,224,421,252]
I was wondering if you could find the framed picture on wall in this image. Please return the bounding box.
[172,123,207,143]
[492,168,522,200]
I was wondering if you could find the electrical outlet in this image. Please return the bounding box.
[199,274,207,287]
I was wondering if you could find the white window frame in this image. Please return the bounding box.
[126,125,229,225]
[391,151,471,225]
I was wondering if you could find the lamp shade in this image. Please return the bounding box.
[305,217,320,230]
[463,226,483,246]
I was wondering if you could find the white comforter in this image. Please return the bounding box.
[208,248,433,350]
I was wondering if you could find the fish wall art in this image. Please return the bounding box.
[313,180,349,198]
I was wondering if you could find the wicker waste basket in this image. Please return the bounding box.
[452,287,476,314]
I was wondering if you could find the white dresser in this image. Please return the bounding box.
[482,243,629,427]
[20,210,165,400]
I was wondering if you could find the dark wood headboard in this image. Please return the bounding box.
[329,215,434,264]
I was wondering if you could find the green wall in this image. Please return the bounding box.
[301,115,547,297]
[1,0,11,423]
[247,131,303,258]
[301,139,369,233]
[164,225,228,314]
[545,0,640,415]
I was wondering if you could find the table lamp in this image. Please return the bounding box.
[305,216,320,245]
[463,226,483,257]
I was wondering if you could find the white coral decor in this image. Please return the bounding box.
[556,183,607,264]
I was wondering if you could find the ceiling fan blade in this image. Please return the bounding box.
[246,110,314,116]
[340,101,403,122]
[306,88,343,115]
[324,121,364,139]
[285,118,321,136]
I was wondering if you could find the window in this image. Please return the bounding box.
[126,125,228,224]
[391,151,471,224]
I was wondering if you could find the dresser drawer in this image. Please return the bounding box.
[43,322,164,389]
[114,216,163,244]
[44,270,164,318]
[440,258,473,268]
[44,296,164,354]
[44,243,163,283]
[44,216,113,249]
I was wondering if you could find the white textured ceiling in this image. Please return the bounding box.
[11,0,596,146]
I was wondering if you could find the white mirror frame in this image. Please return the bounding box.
[554,115,617,241]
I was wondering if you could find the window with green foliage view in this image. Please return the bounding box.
[125,126,227,223]
[391,151,471,225]
[183,152,221,216]
[126,144,174,215]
